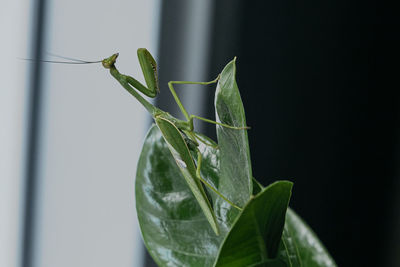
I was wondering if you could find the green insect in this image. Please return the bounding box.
[101,48,251,235]
[60,48,246,235]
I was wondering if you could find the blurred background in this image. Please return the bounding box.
[1,0,399,267]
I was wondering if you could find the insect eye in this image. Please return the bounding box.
[102,61,110,69]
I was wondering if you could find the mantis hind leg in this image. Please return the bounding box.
[167,76,249,130]
[195,149,242,211]
[189,115,250,131]
[167,76,220,121]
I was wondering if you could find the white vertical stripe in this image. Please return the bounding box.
[0,0,32,267]
[30,1,159,267]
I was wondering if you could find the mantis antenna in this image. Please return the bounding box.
[46,52,103,64]
[22,59,102,64]
[20,52,102,64]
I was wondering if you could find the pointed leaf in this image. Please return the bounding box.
[213,181,293,267]
[277,209,337,266]
[250,182,337,266]
[215,58,253,207]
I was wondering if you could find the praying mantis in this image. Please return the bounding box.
[41,48,248,235]
[102,49,252,235]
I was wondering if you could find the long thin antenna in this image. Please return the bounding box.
[46,52,101,63]
[21,58,102,64]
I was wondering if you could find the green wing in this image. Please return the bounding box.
[155,117,219,235]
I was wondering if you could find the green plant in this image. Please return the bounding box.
[107,49,336,266]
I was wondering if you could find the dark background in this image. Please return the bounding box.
[153,1,400,266]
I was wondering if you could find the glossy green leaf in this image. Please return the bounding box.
[213,181,293,267]
[136,125,225,266]
[136,125,336,266]
[250,182,337,267]
[215,57,253,207]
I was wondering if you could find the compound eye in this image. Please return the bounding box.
[102,61,110,69]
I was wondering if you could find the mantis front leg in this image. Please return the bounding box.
[120,48,159,97]
[103,49,159,97]
[195,148,242,211]
[103,49,161,115]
